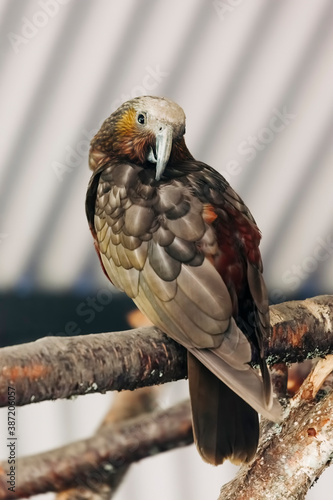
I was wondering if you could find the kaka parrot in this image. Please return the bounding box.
[86,96,281,465]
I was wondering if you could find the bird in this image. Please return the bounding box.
[85,96,281,466]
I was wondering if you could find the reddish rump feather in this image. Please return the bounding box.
[228,206,262,265]
[215,224,245,315]
[205,203,261,315]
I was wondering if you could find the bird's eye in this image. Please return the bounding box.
[137,113,146,125]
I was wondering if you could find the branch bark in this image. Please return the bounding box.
[0,400,192,500]
[268,295,333,363]
[218,358,333,500]
[54,387,158,500]
[0,328,187,407]
[0,295,332,408]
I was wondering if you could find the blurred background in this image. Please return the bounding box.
[0,0,333,498]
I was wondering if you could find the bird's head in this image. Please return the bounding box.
[89,96,191,180]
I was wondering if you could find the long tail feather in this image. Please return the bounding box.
[188,319,281,421]
[188,352,259,465]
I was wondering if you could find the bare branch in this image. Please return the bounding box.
[0,328,187,407]
[54,387,158,500]
[0,295,332,408]
[268,295,333,363]
[0,400,192,500]
[218,361,333,500]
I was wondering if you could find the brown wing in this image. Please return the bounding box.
[185,163,273,405]
[87,161,280,419]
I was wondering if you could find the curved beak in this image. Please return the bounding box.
[148,124,173,181]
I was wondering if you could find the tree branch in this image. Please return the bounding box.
[0,400,192,500]
[54,387,158,500]
[0,328,187,407]
[268,295,333,363]
[218,358,333,500]
[0,295,332,408]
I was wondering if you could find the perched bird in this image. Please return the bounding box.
[86,96,281,465]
